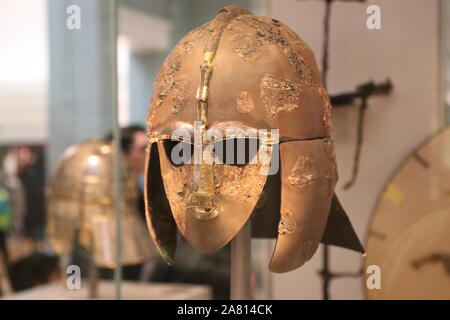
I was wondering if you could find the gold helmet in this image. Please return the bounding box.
[145,5,363,272]
[47,139,154,268]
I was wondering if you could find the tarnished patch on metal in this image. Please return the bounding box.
[171,78,191,115]
[161,165,191,206]
[228,32,262,62]
[278,210,296,234]
[288,155,318,187]
[160,163,191,232]
[148,23,211,125]
[236,15,316,86]
[175,212,187,235]
[318,87,332,130]
[323,138,336,163]
[281,25,308,49]
[215,143,271,204]
[323,138,338,196]
[261,73,302,117]
[325,171,335,197]
[324,139,338,178]
[236,91,255,114]
[217,164,267,202]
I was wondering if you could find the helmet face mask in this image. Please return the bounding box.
[145,5,363,273]
[150,128,274,254]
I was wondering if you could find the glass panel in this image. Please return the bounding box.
[0,0,50,296]
[1,0,270,300]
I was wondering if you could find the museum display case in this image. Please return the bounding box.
[0,0,449,303]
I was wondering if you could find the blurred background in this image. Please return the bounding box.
[0,0,449,299]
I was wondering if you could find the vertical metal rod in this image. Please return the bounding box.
[321,0,332,301]
[322,0,332,89]
[109,0,122,300]
[230,220,252,300]
[88,254,98,299]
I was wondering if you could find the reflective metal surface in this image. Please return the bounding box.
[47,139,154,268]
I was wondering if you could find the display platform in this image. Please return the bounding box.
[2,280,212,300]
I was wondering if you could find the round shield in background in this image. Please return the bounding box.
[365,127,450,299]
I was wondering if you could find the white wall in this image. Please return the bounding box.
[268,0,442,299]
[0,0,48,144]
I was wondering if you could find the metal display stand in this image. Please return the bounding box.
[108,0,122,300]
[230,221,252,300]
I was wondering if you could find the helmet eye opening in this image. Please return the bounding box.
[162,138,262,167]
[163,140,194,167]
[213,138,260,166]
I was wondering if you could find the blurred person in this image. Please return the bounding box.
[117,125,147,219]
[98,125,154,281]
[1,146,46,261]
[106,125,147,217]
[8,252,60,292]
[120,125,147,175]
[0,171,12,264]
[1,147,33,265]
[17,146,46,245]
[2,148,26,238]
[0,250,12,296]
